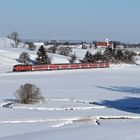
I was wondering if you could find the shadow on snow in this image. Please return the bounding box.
[96,86,140,95]
[94,97,140,114]
[95,86,140,114]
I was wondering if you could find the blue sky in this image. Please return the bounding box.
[0,0,140,42]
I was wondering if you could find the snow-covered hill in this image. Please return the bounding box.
[0,37,14,48]
[1,39,140,140]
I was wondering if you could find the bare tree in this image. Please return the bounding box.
[14,83,44,104]
[26,42,36,51]
[19,52,30,64]
[7,31,21,48]
[57,47,72,56]
[48,45,57,53]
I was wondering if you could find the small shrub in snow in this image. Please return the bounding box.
[68,53,77,63]
[19,52,29,64]
[14,83,44,104]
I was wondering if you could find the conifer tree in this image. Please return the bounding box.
[36,45,51,64]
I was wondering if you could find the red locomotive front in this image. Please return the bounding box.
[13,65,32,71]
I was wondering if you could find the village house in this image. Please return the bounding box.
[96,41,113,49]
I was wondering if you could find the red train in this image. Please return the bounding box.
[13,62,109,72]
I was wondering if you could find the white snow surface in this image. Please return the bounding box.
[1,44,140,139]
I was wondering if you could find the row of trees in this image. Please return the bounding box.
[82,47,136,64]
[48,45,72,56]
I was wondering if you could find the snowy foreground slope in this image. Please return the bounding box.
[1,45,140,139]
[0,65,140,140]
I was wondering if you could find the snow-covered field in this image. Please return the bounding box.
[1,38,140,140]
